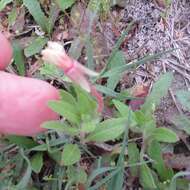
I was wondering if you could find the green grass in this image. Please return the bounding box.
[0,0,190,189]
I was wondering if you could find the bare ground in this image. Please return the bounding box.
[113,0,190,129]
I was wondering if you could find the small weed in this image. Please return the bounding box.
[0,0,189,190]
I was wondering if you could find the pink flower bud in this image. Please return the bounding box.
[42,42,104,112]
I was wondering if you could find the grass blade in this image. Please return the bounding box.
[85,35,94,69]
[47,2,60,35]
[12,41,26,76]
[88,168,121,190]
[23,0,48,32]
[169,171,190,190]
[86,167,116,188]
[95,84,121,97]
[16,149,32,189]
[108,110,130,190]
[100,21,134,74]
[101,49,175,78]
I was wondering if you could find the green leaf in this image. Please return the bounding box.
[86,167,116,188]
[56,0,76,11]
[81,120,96,133]
[61,144,81,166]
[75,85,97,116]
[23,0,48,32]
[60,89,77,105]
[95,84,121,97]
[48,100,80,124]
[85,35,94,70]
[86,118,127,142]
[67,166,87,184]
[95,86,132,101]
[31,152,43,173]
[68,36,84,59]
[12,41,25,76]
[48,150,62,165]
[40,62,61,77]
[42,121,79,136]
[30,144,48,152]
[24,36,48,57]
[176,90,190,111]
[16,149,32,189]
[6,136,38,149]
[88,168,121,190]
[101,21,134,74]
[0,0,13,11]
[128,142,139,176]
[47,2,60,35]
[88,0,100,12]
[151,127,179,143]
[100,0,110,17]
[81,113,99,133]
[102,50,174,78]
[140,163,157,189]
[8,7,17,26]
[109,110,130,190]
[134,110,156,131]
[142,72,173,113]
[107,51,125,90]
[112,99,131,117]
[172,114,190,135]
[148,140,173,181]
[77,168,87,183]
[113,99,137,129]
[169,171,190,190]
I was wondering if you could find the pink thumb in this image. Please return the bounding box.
[0,32,13,70]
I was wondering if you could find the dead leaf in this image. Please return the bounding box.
[129,84,149,110]
[78,183,86,190]
[164,153,190,170]
[11,7,25,33]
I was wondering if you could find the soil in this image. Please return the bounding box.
[112,0,190,129]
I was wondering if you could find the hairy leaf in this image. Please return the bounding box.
[176,90,190,111]
[142,72,173,113]
[61,144,81,166]
[31,152,43,173]
[151,127,179,143]
[42,121,79,136]
[173,115,190,135]
[48,100,80,124]
[128,142,139,176]
[148,140,173,181]
[140,163,156,189]
[107,51,125,90]
[24,36,48,57]
[86,118,127,142]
